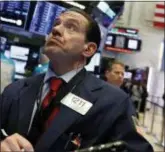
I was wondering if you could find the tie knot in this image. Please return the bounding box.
[50,78,63,92]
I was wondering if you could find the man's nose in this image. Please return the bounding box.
[119,73,124,79]
[52,24,64,37]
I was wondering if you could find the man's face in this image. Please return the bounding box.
[105,64,125,87]
[43,11,89,62]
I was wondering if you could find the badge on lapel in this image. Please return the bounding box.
[61,93,93,115]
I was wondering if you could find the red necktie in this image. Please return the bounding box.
[42,78,63,129]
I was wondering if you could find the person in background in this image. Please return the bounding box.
[0,8,153,152]
[0,37,15,93]
[33,47,49,75]
[163,92,165,127]
[139,81,148,113]
[130,81,144,113]
[121,79,132,95]
[105,60,125,87]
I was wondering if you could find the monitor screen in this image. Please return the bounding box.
[124,72,132,79]
[0,1,30,29]
[97,2,116,19]
[14,60,27,74]
[92,1,116,27]
[115,35,125,48]
[29,1,66,36]
[105,36,113,45]
[10,45,30,61]
[91,1,124,28]
[133,69,145,81]
[128,39,138,50]
[104,33,142,53]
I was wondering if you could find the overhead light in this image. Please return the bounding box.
[61,0,86,9]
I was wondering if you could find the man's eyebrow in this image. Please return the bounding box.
[66,18,80,26]
[53,18,60,24]
[53,17,81,27]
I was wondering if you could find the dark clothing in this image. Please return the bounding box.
[163,93,165,123]
[0,69,153,152]
[139,86,148,113]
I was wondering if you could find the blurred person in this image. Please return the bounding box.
[0,37,15,93]
[163,92,165,124]
[105,60,125,87]
[130,81,143,112]
[0,8,153,152]
[121,79,132,95]
[139,81,148,113]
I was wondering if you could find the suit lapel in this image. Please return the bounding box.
[35,69,104,151]
[17,74,44,136]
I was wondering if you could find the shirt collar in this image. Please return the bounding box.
[44,66,83,83]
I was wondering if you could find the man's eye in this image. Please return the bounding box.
[54,22,59,27]
[66,23,77,31]
[54,19,61,27]
[115,72,120,75]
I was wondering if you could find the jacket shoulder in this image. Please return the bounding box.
[87,73,127,98]
[2,74,44,98]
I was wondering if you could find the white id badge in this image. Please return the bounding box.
[61,93,93,115]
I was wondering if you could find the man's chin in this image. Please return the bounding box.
[117,82,123,87]
[43,46,61,54]
[43,47,66,60]
[112,81,122,87]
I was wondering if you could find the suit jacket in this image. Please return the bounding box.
[0,69,153,152]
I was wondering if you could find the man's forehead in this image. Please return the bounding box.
[60,11,89,23]
[112,64,125,70]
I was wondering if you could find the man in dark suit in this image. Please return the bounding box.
[0,8,153,152]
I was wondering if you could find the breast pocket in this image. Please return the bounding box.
[51,132,82,151]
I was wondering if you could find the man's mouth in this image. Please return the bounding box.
[47,38,63,47]
[52,36,62,43]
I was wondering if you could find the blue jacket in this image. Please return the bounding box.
[0,69,153,152]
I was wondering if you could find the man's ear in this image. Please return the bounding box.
[105,70,109,76]
[105,70,111,77]
[82,42,97,58]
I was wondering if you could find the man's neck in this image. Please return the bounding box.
[49,60,85,76]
